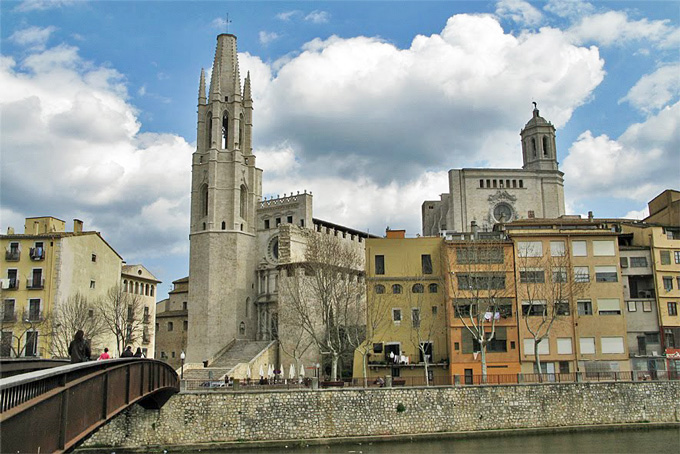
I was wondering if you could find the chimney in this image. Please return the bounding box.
[588,211,593,222]
[74,219,83,233]
[385,228,406,239]
[7,227,14,235]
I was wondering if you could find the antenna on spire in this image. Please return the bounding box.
[225,13,232,34]
[532,101,537,110]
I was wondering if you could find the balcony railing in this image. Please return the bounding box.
[5,250,20,261]
[2,312,17,322]
[29,248,45,261]
[22,310,44,323]
[26,279,44,290]
[2,279,19,290]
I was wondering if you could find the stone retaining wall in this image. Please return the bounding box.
[82,382,680,449]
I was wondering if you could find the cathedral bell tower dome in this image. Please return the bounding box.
[520,103,558,171]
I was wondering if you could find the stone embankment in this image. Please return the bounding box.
[82,381,680,451]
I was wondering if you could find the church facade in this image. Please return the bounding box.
[422,106,565,235]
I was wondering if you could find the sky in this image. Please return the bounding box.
[1,0,679,299]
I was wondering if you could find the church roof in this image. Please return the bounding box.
[523,106,551,129]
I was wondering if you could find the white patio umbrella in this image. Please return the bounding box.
[259,364,264,378]
[246,365,251,379]
[267,364,274,379]
[299,363,305,378]
[289,363,296,380]
[280,364,284,377]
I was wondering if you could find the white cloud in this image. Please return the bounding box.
[0,44,193,263]
[567,11,679,48]
[9,25,57,50]
[623,207,649,220]
[238,14,605,186]
[544,0,594,20]
[495,0,543,27]
[259,31,281,45]
[562,102,680,206]
[276,11,301,21]
[14,0,74,12]
[211,17,230,30]
[305,10,330,24]
[620,64,680,113]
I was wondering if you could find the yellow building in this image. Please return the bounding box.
[443,232,521,383]
[619,222,680,374]
[1,217,159,359]
[505,217,630,375]
[353,231,449,385]
[155,276,189,369]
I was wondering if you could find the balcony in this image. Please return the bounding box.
[1,279,18,290]
[2,312,17,323]
[22,310,44,323]
[29,248,45,261]
[26,278,44,290]
[5,250,20,261]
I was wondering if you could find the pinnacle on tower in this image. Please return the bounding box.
[198,68,206,104]
[243,71,252,101]
[208,34,241,101]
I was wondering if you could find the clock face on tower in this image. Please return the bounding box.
[493,202,514,223]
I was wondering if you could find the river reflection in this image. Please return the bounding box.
[197,427,679,454]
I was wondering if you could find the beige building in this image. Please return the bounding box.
[1,217,161,358]
[505,217,630,374]
[155,277,188,369]
[352,232,449,385]
[644,190,680,226]
[422,105,565,235]
[122,264,159,358]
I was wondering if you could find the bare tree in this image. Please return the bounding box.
[354,286,391,387]
[516,242,590,373]
[49,292,108,358]
[280,233,365,381]
[447,239,514,383]
[98,284,145,357]
[276,285,315,378]
[1,289,50,357]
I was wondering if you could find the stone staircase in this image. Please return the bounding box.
[182,340,272,381]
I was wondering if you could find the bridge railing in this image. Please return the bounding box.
[0,358,179,454]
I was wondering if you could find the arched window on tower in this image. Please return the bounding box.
[201,184,209,216]
[240,184,247,219]
[222,112,229,149]
[542,136,549,157]
[206,112,212,148]
[239,114,244,149]
[531,138,537,158]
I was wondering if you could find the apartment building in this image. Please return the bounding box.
[505,217,630,374]
[155,276,188,369]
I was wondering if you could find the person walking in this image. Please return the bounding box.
[68,330,91,363]
[121,345,134,357]
[97,348,111,360]
[133,347,144,358]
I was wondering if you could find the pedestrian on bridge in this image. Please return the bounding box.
[133,347,145,358]
[68,330,91,363]
[121,346,134,357]
[98,348,111,360]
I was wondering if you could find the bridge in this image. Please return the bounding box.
[0,358,179,454]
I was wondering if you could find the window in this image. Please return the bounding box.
[90,280,95,289]
[201,184,209,216]
[25,331,38,357]
[374,284,385,294]
[431,305,438,316]
[677,277,680,290]
[392,284,402,294]
[663,277,673,291]
[3,299,15,322]
[556,301,570,315]
[421,254,433,274]
[579,337,596,354]
[630,256,647,267]
[456,246,504,264]
[577,300,593,316]
[183,301,188,311]
[183,320,188,331]
[457,273,506,290]
[627,301,637,312]
[620,257,628,268]
[375,255,385,275]
[660,250,671,265]
[552,267,568,283]
[276,217,281,226]
[523,339,549,355]
[428,283,438,293]
[574,266,590,283]
[550,241,565,257]
[520,269,544,283]
[411,308,420,328]
[167,322,174,332]
[572,241,587,257]
[669,302,678,316]
[601,337,624,354]
[392,309,402,323]
[595,266,618,282]
[645,333,660,344]
[287,215,293,224]
[518,241,542,257]
[28,299,41,321]
[593,240,615,256]
[597,299,621,315]
[412,284,424,293]
[264,219,270,229]
[522,301,546,316]
[675,251,680,264]
[91,253,97,262]
[665,328,678,348]
[557,338,573,354]
[643,301,653,312]
[487,328,507,352]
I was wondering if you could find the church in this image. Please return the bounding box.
[422,104,566,235]
[184,33,371,372]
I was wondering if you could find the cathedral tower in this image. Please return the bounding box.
[187,34,263,362]
[520,103,558,172]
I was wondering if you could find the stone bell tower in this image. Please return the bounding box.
[187,34,263,362]
[521,103,559,172]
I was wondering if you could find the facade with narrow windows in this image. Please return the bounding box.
[155,277,188,369]
[422,105,565,235]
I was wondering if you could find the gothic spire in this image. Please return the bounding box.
[208,34,241,102]
[243,71,252,101]
[198,68,206,104]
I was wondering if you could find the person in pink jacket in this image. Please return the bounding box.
[98,347,111,360]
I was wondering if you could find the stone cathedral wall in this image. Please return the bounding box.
[82,381,679,450]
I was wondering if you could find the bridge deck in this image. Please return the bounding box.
[0,358,179,453]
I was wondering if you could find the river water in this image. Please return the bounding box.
[194,427,679,454]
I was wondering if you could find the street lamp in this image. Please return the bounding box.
[180,351,186,380]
